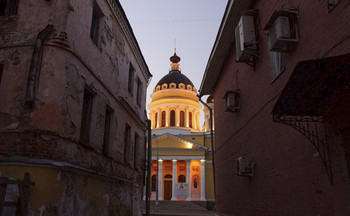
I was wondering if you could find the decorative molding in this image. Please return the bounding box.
[106,0,151,81]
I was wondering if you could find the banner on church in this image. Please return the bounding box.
[174,183,189,198]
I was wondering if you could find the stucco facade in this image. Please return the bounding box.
[200,0,350,215]
[147,52,215,209]
[0,0,151,215]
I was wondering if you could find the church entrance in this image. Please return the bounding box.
[164,180,172,200]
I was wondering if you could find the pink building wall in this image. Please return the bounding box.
[207,0,350,215]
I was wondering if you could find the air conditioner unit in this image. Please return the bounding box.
[235,15,258,62]
[268,15,298,52]
[236,157,255,177]
[224,90,240,112]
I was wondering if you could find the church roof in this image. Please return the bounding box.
[155,52,195,89]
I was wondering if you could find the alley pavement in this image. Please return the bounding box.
[143,201,216,216]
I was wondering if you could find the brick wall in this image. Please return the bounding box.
[212,0,350,215]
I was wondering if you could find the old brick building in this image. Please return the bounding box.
[200,0,350,215]
[0,0,151,215]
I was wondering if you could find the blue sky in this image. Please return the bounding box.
[119,0,227,106]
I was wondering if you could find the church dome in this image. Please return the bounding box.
[156,72,194,89]
[154,52,195,90]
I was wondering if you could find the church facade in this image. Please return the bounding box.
[147,52,215,207]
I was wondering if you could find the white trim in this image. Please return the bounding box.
[152,156,205,161]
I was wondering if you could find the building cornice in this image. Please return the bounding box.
[106,0,152,84]
[199,0,255,96]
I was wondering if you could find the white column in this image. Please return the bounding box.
[157,108,161,128]
[196,111,200,130]
[171,159,177,201]
[166,108,170,127]
[200,159,206,201]
[185,107,189,127]
[158,160,163,200]
[176,106,180,126]
[186,159,192,201]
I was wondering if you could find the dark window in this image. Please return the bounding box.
[170,110,175,126]
[134,133,139,168]
[178,175,186,183]
[128,63,135,94]
[0,0,19,16]
[103,105,113,155]
[154,112,158,128]
[136,77,142,106]
[161,111,166,127]
[270,51,286,79]
[151,175,156,191]
[124,123,131,163]
[189,112,193,128]
[328,0,341,10]
[80,87,94,144]
[0,64,3,86]
[164,174,172,178]
[180,111,185,127]
[90,2,103,47]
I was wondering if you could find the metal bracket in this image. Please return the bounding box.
[273,114,334,185]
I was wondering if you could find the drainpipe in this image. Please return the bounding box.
[145,110,152,216]
[25,24,54,106]
[197,95,216,200]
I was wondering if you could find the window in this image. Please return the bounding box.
[0,64,3,86]
[90,2,103,47]
[154,112,158,128]
[136,77,142,106]
[151,175,156,191]
[328,0,341,10]
[134,133,139,168]
[170,110,175,126]
[124,123,131,163]
[180,111,185,127]
[0,0,19,16]
[189,112,193,128]
[271,52,286,79]
[161,111,166,127]
[128,63,135,94]
[103,105,113,155]
[178,175,186,183]
[80,86,94,144]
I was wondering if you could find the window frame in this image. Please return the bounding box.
[161,111,166,127]
[136,77,142,106]
[0,0,20,16]
[180,111,185,127]
[128,63,135,95]
[123,123,131,164]
[103,105,113,155]
[270,51,286,81]
[134,133,139,169]
[170,110,175,126]
[90,1,104,48]
[80,86,94,145]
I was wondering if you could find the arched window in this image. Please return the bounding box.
[189,112,193,128]
[164,174,172,178]
[180,111,185,127]
[151,175,156,191]
[161,111,166,127]
[170,110,175,126]
[178,175,186,183]
[155,112,158,128]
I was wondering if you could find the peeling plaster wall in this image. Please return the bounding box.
[0,0,151,215]
[0,165,143,216]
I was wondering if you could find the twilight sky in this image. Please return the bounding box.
[119,0,227,106]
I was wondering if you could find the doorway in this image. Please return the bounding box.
[164,180,172,200]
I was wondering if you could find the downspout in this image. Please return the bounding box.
[25,24,54,106]
[197,95,216,200]
[145,111,152,216]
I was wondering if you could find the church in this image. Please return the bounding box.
[147,51,215,207]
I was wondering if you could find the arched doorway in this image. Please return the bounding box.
[164,174,172,200]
